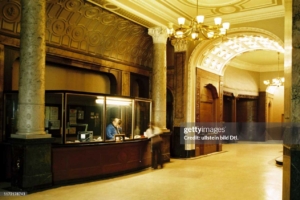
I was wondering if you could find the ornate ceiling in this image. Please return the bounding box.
[87,0,285,71]
[87,0,284,30]
[0,0,154,68]
[0,0,285,71]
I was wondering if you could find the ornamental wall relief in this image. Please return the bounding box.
[0,0,153,68]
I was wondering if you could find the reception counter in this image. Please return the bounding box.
[3,91,171,190]
[52,139,151,185]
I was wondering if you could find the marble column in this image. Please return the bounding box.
[9,0,54,191]
[282,0,300,199]
[12,0,49,139]
[148,27,171,162]
[148,27,168,129]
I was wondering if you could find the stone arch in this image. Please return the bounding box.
[186,27,284,124]
[189,27,284,76]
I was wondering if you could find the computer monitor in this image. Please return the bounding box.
[77,131,93,142]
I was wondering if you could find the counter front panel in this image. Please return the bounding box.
[52,139,151,184]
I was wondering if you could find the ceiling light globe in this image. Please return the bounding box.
[264,80,270,85]
[220,28,226,35]
[178,17,185,25]
[222,22,230,29]
[191,32,199,39]
[214,17,222,25]
[196,15,204,23]
[207,31,214,38]
[176,30,184,38]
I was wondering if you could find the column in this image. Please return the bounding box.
[10,0,53,191]
[171,39,196,157]
[282,0,300,199]
[148,27,168,129]
[12,0,49,139]
[148,27,171,162]
[172,39,188,127]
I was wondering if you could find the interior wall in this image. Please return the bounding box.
[270,86,284,122]
[259,71,284,91]
[223,65,284,123]
[223,66,259,96]
[12,61,110,94]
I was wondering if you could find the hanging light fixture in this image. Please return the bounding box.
[263,52,285,87]
[167,0,230,41]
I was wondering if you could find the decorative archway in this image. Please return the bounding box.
[186,27,284,124]
[189,27,284,76]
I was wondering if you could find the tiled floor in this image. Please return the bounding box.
[1,143,283,200]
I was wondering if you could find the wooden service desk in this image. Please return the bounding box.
[52,139,151,185]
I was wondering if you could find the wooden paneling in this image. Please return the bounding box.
[236,98,265,141]
[223,97,232,122]
[236,99,257,122]
[52,140,151,184]
[195,68,221,156]
[200,102,213,122]
[174,52,185,119]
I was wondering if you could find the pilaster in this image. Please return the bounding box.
[121,71,130,96]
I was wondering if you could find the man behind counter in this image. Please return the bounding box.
[106,118,120,140]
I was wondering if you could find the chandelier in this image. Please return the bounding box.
[167,0,230,41]
[263,52,284,87]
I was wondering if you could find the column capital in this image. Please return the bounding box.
[148,27,168,44]
[171,39,188,52]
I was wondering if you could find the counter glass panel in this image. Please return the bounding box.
[3,91,151,144]
[66,93,104,143]
[3,93,18,141]
[134,100,151,139]
[104,97,133,141]
[3,92,64,142]
[45,92,64,143]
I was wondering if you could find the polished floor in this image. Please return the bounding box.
[1,143,283,200]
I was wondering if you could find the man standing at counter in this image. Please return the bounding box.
[144,122,163,169]
[106,118,120,140]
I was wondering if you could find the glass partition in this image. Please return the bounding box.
[3,91,152,144]
[3,93,18,141]
[45,92,63,143]
[3,92,64,143]
[134,100,152,139]
[65,93,104,143]
[104,97,133,140]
